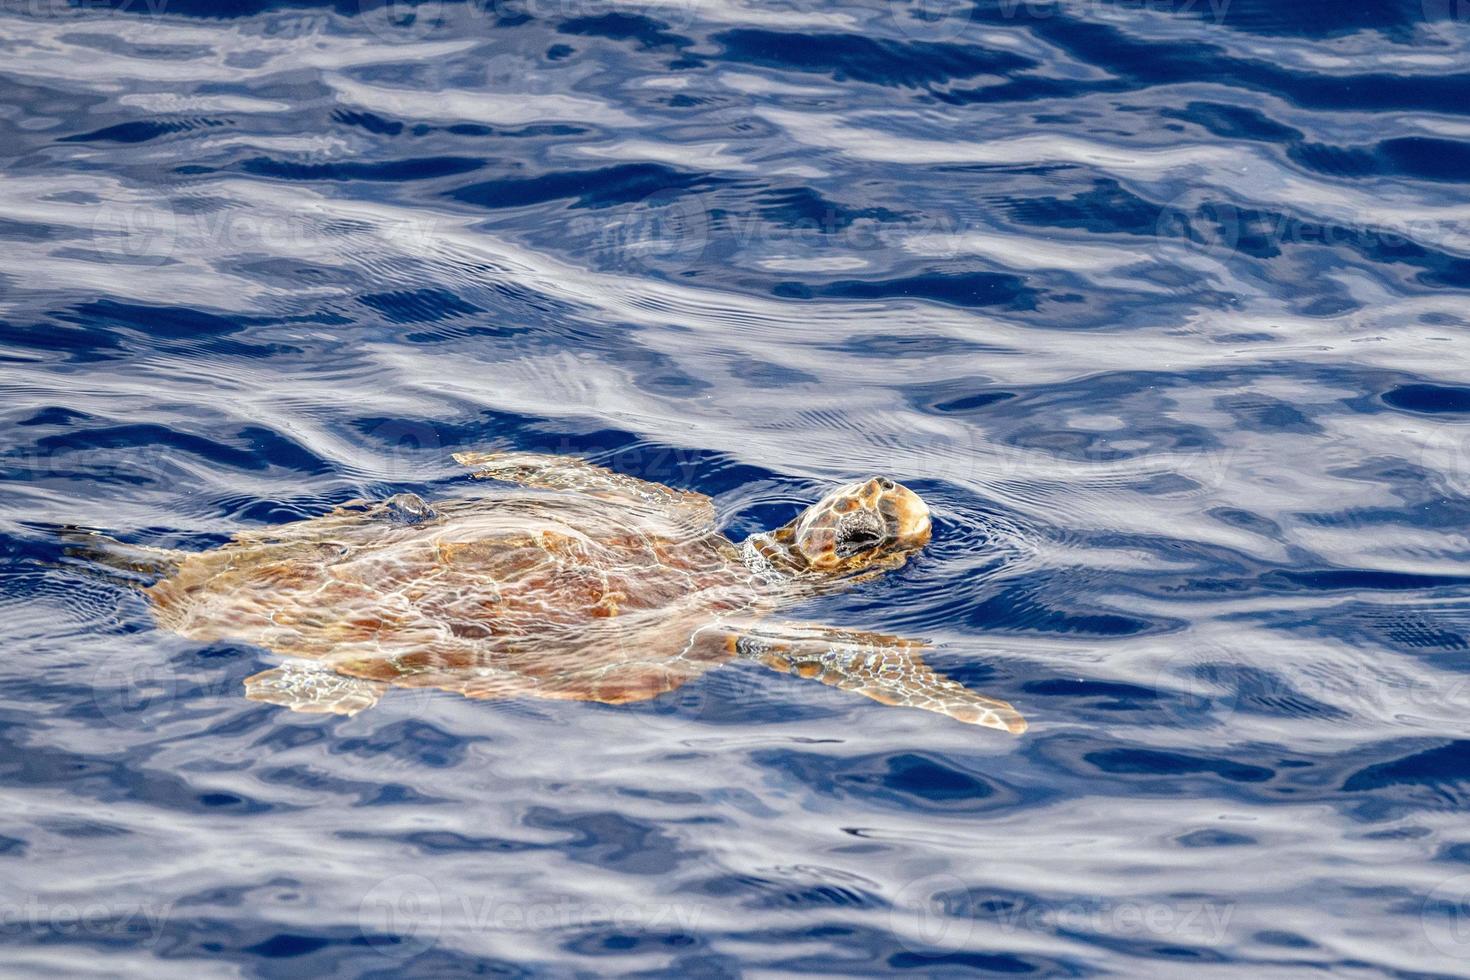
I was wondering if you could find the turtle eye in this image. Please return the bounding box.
[837,527,882,556]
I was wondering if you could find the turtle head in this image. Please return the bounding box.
[750,477,932,579]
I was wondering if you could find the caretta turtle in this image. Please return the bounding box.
[80,452,1026,733]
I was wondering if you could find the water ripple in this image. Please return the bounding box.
[3,0,1470,975]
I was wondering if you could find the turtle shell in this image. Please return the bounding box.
[146,491,763,703]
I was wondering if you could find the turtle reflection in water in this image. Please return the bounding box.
[87,452,1025,733]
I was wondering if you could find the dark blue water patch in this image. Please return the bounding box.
[1296,455,1468,516]
[346,412,750,495]
[330,108,402,135]
[963,582,1162,637]
[1289,137,1470,184]
[712,28,1034,87]
[359,287,484,323]
[1207,507,1284,540]
[329,719,471,769]
[245,933,332,957]
[887,949,1062,973]
[1175,829,1256,847]
[0,719,285,815]
[1253,929,1318,949]
[239,155,486,182]
[439,122,588,138]
[1000,178,1162,237]
[402,323,527,343]
[774,270,1037,310]
[13,405,98,428]
[57,118,226,143]
[823,333,1005,359]
[448,163,723,211]
[0,217,58,242]
[559,928,718,972]
[0,316,126,362]
[1085,748,1275,783]
[257,766,448,807]
[747,186,911,232]
[1214,394,1321,433]
[24,423,330,477]
[522,808,691,874]
[724,356,819,387]
[557,12,692,50]
[335,828,544,854]
[1342,740,1470,793]
[1261,569,1470,593]
[1159,100,1303,143]
[745,920,1088,975]
[1022,678,1162,712]
[684,871,884,910]
[60,299,245,339]
[933,390,1017,414]
[949,10,1470,116]
[1436,841,1470,864]
[1381,383,1470,415]
[754,748,1027,814]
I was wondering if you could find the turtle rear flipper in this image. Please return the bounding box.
[734,624,1027,734]
[57,528,183,584]
[244,661,386,715]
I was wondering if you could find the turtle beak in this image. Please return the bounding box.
[875,480,930,549]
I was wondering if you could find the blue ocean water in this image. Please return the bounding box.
[4,0,1470,974]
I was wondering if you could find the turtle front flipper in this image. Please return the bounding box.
[244,661,387,716]
[733,624,1027,734]
[453,451,715,529]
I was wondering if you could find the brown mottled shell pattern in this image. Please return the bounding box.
[147,492,761,704]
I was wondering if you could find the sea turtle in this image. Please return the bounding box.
[78,452,1025,733]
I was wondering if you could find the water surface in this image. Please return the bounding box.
[4,0,1470,975]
